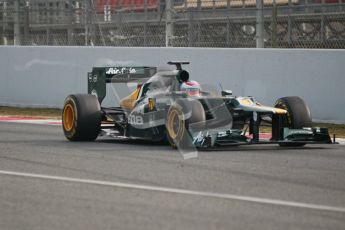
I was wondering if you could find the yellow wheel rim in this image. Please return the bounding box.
[167,109,184,140]
[63,104,75,132]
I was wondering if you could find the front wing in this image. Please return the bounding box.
[192,127,333,148]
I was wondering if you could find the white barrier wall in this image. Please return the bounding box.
[0,46,344,123]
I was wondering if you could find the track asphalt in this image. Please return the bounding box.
[0,121,345,230]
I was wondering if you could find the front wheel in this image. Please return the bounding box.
[166,99,205,149]
[62,94,101,141]
[274,96,312,147]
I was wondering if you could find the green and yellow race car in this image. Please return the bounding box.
[62,61,332,152]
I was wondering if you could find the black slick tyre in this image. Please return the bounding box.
[166,99,206,149]
[62,94,101,141]
[275,96,312,147]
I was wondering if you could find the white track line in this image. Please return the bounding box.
[1,170,345,213]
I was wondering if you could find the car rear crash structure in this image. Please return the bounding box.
[62,62,332,151]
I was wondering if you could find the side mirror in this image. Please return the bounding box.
[221,90,233,97]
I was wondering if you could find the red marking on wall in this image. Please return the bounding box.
[0,116,46,121]
[246,133,272,139]
[0,116,61,126]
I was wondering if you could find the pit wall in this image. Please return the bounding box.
[0,46,344,123]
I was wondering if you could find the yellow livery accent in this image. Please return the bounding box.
[273,108,287,114]
[239,98,253,106]
[148,98,156,111]
[120,86,141,111]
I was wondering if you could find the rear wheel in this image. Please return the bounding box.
[166,99,205,149]
[275,96,312,147]
[62,94,101,141]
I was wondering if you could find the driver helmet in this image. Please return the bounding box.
[181,80,201,97]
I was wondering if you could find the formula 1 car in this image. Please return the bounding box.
[62,61,332,150]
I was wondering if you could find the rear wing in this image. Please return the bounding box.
[88,66,157,104]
